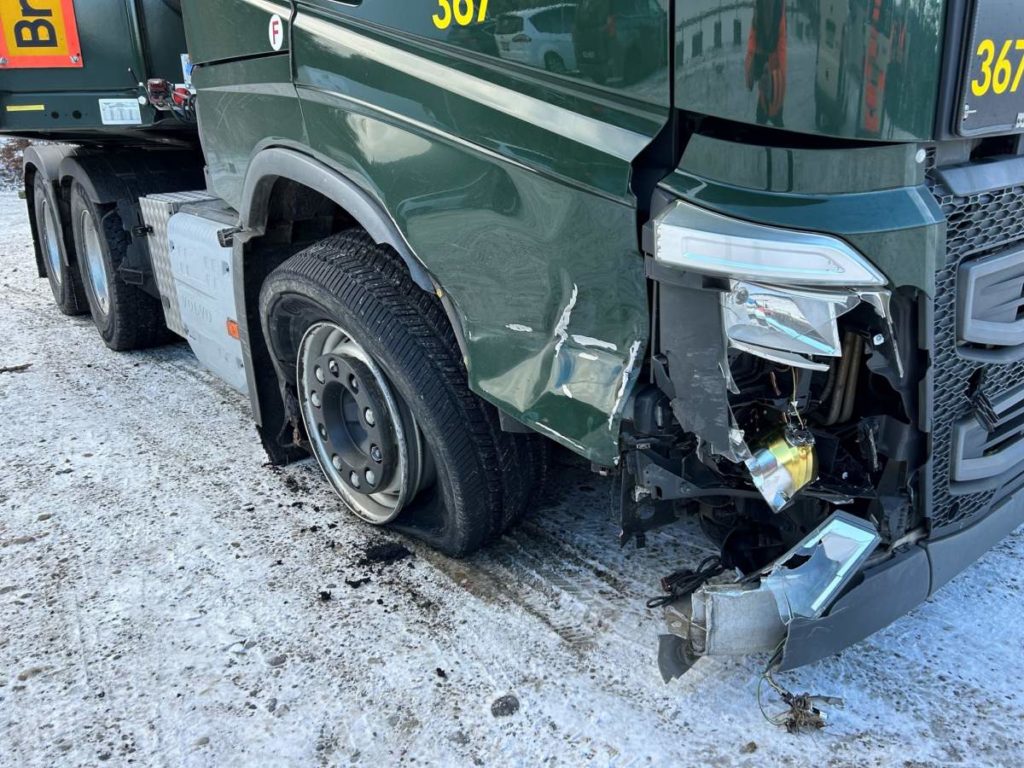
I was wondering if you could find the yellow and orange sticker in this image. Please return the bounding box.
[0,0,82,69]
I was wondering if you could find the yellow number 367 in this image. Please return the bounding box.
[433,0,489,30]
[971,38,1024,97]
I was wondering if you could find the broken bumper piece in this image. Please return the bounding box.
[662,490,1024,676]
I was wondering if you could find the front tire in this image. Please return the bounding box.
[260,230,545,556]
[69,183,170,351]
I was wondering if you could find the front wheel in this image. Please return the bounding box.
[260,230,545,556]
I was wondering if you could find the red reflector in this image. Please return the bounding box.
[226,319,240,340]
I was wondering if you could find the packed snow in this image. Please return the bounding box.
[1,188,1023,767]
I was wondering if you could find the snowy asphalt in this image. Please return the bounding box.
[1,190,1023,767]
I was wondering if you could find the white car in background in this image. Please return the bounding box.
[495,4,578,74]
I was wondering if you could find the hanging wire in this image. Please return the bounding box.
[645,555,725,608]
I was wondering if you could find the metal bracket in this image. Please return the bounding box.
[618,449,684,548]
[118,266,146,286]
[217,227,242,248]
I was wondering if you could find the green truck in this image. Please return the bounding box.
[2,0,1023,676]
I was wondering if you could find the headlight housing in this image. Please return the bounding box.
[653,200,886,288]
[653,200,890,370]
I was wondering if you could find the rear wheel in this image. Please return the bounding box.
[33,175,86,315]
[69,183,170,351]
[260,230,545,556]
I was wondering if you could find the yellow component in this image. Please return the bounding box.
[5,104,46,112]
[745,428,818,512]
[764,432,817,492]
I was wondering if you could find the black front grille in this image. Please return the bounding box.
[930,174,1024,533]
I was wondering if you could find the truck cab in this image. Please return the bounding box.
[3,0,1024,676]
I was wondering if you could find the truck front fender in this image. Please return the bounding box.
[238,147,434,291]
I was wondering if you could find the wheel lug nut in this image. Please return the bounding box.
[310,391,321,408]
[349,374,359,392]
[328,359,339,376]
[365,469,376,485]
[314,366,325,384]
[319,424,328,439]
[349,471,361,488]
[370,445,383,463]
[332,455,342,470]
[364,408,375,426]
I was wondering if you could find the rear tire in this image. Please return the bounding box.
[260,230,545,557]
[33,175,86,316]
[69,183,170,351]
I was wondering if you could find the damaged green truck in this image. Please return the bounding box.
[2,0,1023,676]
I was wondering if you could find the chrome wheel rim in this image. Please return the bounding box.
[297,321,433,525]
[79,209,110,316]
[38,196,62,287]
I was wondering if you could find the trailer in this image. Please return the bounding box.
[5,0,1024,680]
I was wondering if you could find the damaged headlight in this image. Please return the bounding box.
[722,282,860,371]
[654,200,891,370]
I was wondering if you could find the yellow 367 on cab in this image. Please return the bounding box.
[432,0,489,30]
[971,39,1024,97]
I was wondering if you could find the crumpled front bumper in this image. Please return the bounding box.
[781,488,1024,669]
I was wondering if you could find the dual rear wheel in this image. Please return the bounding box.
[68,183,170,351]
[33,175,86,316]
[34,176,169,351]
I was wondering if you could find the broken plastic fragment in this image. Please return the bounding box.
[722,281,861,369]
[663,512,880,662]
[763,512,880,620]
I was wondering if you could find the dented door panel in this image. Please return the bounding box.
[290,2,671,463]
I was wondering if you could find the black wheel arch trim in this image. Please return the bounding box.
[235,148,477,465]
[238,147,435,292]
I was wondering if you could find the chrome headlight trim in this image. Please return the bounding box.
[654,200,887,288]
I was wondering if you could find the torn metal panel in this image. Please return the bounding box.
[675,582,787,657]
[475,276,646,462]
[659,282,748,462]
[763,512,880,620]
[664,513,881,660]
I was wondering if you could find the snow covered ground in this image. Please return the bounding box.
[1,187,1023,767]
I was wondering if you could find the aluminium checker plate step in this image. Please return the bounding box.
[139,191,218,338]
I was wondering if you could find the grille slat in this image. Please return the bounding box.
[929,174,1024,531]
